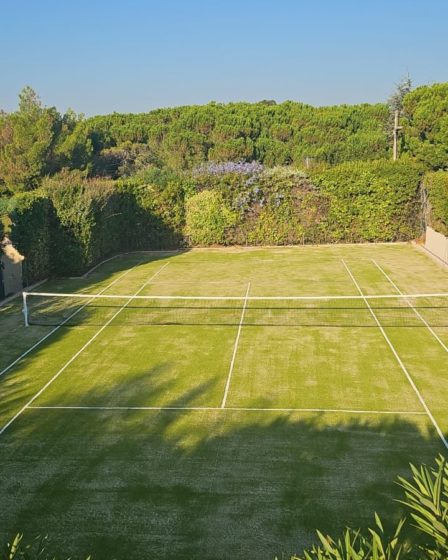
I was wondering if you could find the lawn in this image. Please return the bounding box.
[0,243,447,559]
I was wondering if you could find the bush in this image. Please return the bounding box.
[309,159,424,242]
[9,190,52,284]
[424,171,448,235]
[190,161,422,245]
[44,171,124,275]
[1,533,90,559]
[117,167,195,249]
[293,454,448,560]
[0,160,428,283]
[185,190,237,245]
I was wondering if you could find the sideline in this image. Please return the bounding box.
[0,259,148,380]
[0,263,170,436]
[342,259,448,451]
[372,259,448,353]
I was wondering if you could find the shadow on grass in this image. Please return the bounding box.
[0,365,445,560]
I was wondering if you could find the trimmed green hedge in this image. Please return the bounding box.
[189,160,424,245]
[4,160,426,282]
[185,190,237,245]
[9,190,52,284]
[423,170,448,235]
[308,159,424,242]
[5,170,187,282]
[116,167,193,250]
[45,173,125,275]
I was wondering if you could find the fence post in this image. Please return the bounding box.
[22,291,29,327]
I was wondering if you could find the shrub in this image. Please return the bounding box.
[9,190,52,284]
[44,171,123,275]
[309,159,424,242]
[0,160,429,283]
[293,455,448,560]
[185,190,237,245]
[1,533,91,559]
[190,161,422,245]
[423,171,448,235]
[117,167,195,249]
[242,168,328,245]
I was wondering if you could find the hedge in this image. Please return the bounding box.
[4,160,426,282]
[5,170,187,283]
[308,159,424,242]
[185,190,237,245]
[423,170,448,235]
[9,190,52,284]
[45,173,125,275]
[190,160,424,245]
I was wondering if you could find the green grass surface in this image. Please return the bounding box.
[0,244,447,560]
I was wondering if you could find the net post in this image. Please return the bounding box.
[22,291,29,327]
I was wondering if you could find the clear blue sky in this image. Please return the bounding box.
[1,0,447,115]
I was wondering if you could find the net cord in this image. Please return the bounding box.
[22,290,448,328]
[22,290,448,302]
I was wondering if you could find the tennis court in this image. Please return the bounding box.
[0,243,447,559]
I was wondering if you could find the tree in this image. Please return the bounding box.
[53,115,93,173]
[401,83,448,169]
[388,74,412,115]
[0,87,59,192]
[18,85,42,113]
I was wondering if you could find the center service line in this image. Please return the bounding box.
[221,282,251,408]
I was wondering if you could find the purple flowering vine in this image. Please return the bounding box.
[193,160,264,176]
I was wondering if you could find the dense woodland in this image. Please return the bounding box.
[1,82,448,282]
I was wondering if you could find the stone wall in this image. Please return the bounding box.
[0,254,23,298]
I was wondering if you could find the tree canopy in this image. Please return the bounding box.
[1,83,448,277]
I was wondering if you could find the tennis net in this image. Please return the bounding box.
[22,291,448,328]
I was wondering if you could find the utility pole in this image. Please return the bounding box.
[393,110,403,161]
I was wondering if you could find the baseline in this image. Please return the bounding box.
[28,404,426,415]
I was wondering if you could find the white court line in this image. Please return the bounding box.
[220,282,251,408]
[372,259,448,353]
[0,258,149,381]
[27,405,426,415]
[341,259,448,450]
[0,262,170,436]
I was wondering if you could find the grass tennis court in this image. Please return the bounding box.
[0,243,447,559]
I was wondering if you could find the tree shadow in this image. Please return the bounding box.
[0,365,445,560]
